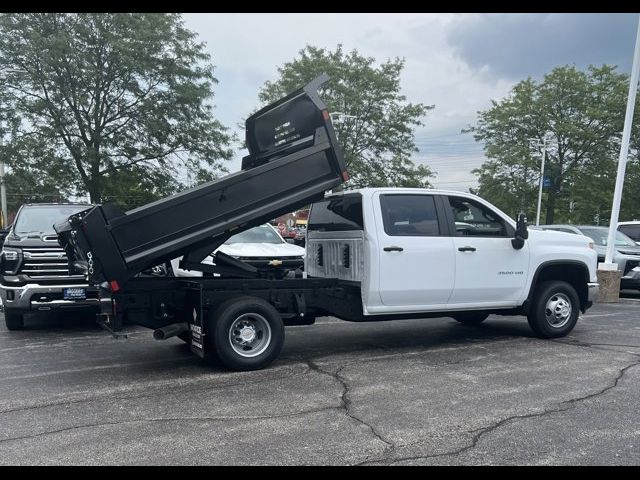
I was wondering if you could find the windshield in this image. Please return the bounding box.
[224,224,284,245]
[14,205,90,235]
[579,227,637,247]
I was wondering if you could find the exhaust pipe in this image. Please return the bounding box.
[153,322,189,340]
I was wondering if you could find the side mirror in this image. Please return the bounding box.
[285,238,295,244]
[511,213,528,250]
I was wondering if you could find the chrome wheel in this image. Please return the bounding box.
[228,313,272,358]
[544,292,572,328]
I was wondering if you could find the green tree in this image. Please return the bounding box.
[258,45,434,188]
[0,13,233,203]
[0,132,75,222]
[468,65,640,224]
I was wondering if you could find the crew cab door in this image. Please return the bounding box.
[445,195,530,307]
[375,193,455,308]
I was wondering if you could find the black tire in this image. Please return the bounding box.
[528,280,580,338]
[207,296,284,371]
[4,311,24,331]
[452,312,490,325]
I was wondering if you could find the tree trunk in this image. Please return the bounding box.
[88,147,101,203]
[88,183,101,204]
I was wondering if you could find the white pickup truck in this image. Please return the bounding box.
[305,188,599,339]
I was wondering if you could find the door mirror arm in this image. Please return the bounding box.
[511,213,528,250]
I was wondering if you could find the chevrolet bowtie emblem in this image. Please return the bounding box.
[268,259,283,266]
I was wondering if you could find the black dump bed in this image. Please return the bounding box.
[55,75,347,288]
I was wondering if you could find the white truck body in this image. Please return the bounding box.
[306,188,598,316]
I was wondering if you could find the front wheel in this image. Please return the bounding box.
[528,280,580,338]
[4,311,24,331]
[207,296,284,371]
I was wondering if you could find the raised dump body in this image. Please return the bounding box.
[55,76,347,288]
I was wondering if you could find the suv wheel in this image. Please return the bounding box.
[4,312,24,331]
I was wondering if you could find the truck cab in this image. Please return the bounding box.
[0,203,99,330]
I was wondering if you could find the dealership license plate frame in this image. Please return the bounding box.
[63,287,86,300]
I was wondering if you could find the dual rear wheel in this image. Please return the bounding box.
[203,296,285,371]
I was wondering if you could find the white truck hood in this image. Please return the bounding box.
[171,242,305,276]
[529,228,593,247]
[528,228,598,282]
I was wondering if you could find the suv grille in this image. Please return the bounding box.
[21,247,72,278]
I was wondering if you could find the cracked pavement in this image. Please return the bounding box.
[1,295,640,465]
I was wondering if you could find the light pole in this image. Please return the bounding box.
[603,15,640,267]
[0,120,8,228]
[529,135,553,226]
[0,161,6,228]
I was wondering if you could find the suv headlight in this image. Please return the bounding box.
[1,247,22,274]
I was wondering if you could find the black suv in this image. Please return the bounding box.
[0,203,99,330]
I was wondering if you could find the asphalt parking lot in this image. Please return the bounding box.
[1,294,639,465]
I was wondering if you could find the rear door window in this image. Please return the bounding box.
[380,195,441,236]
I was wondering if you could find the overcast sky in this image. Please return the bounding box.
[183,13,639,191]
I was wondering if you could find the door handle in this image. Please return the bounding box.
[458,246,476,252]
[383,246,404,252]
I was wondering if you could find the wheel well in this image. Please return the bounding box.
[529,262,589,309]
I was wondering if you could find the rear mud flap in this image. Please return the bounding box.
[182,281,205,358]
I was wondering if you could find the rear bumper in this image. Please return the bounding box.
[0,283,99,312]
